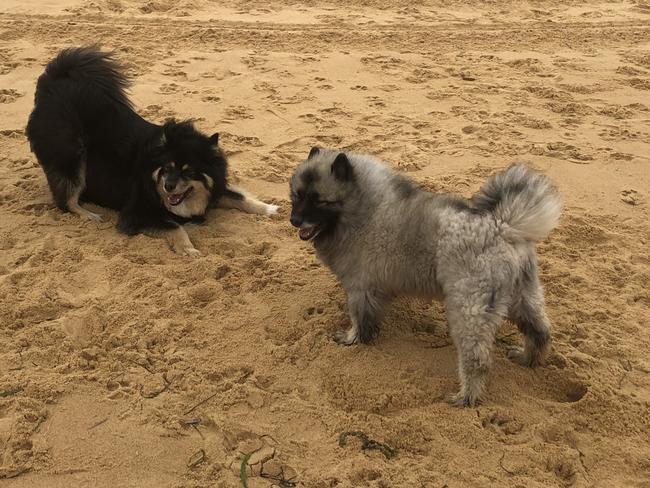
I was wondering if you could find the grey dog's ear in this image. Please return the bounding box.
[308,146,320,160]
[331,152,353,181]
[208,133,219,146]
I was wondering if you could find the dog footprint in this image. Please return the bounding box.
[481,410,524,436]
[224,106,254,120]
[621,189,643,206]
[0,89,23,103]
[547,458,577,485]
[366,96,386,108]
[157,83,181,94]
[161,67,187,80]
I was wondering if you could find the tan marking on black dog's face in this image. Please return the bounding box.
[152,167,162,183]
[202,173,214,190]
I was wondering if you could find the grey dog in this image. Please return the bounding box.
[289,147,562,406]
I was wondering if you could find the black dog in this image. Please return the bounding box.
[26,46,277,256]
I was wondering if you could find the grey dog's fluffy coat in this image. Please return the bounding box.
[289,148,561,406]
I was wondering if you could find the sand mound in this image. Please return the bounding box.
[1,0,649,486]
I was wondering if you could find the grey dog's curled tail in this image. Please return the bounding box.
[472,164,562,243]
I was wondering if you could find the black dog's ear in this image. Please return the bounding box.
[162,118,177,132]
[160,118,177,146]
[331,152,353,181]
[208,133,219,146]
[308,146,320,160]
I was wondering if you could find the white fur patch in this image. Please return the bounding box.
[218,185,278,216]
[264,203,280,215]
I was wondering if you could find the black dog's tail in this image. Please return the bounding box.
[40,45,132,108]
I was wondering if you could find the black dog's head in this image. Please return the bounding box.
[148,120,227,218]
[289,146,355,241]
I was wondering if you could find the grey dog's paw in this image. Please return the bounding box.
[446,391,481,408]
[507,346,540,368]
[334,328,359,346]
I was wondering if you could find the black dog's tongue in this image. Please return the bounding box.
[299,226,317,240]
[168,193,184,205]
[167,187,192,206]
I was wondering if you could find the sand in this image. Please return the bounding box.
[1,0,649,486]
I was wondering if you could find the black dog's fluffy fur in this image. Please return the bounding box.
[26,46,261,255]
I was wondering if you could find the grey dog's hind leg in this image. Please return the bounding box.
[446,288,503,407]
[507,264,551,367]
[335,290,384,346]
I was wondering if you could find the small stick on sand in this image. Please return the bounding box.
[88,418,108,430]
[187,449,206,468]
[184,391,220,415]
[499,452,516,476]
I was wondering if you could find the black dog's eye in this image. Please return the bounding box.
[291,190,305,201]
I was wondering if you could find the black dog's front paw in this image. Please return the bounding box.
[334,328,359,346]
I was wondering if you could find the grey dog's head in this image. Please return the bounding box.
[289,147,355,241]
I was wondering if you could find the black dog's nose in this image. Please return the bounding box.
[290,214,302,228]
[164,181,176,192]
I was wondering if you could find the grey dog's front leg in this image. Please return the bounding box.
[335,290,384,346]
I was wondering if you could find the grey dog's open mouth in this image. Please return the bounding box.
[298,225,320,241]
[167,187,193,206]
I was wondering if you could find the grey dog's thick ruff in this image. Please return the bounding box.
[290,149,561,407]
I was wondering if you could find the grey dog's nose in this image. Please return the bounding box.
[164,181,176,192]
[290,214,302,228]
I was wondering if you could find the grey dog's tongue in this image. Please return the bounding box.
[299,226,315,239]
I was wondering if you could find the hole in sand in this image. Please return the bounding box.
[506,368,588,404]
[562,381,588,403]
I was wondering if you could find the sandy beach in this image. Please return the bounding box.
[1,1,649,486]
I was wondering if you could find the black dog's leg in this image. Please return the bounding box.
[158,224,200,257]
[216,185,279,215]
[118,197,200,257]
[64,159,103,222]
[30,124,102,221]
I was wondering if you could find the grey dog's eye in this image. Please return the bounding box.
[317,199,339,206]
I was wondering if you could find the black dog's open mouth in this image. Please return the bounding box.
[167,187,193,206]
[298,225,320,241]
